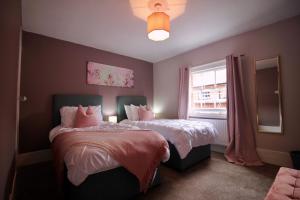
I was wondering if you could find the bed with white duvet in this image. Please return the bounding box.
[116,95,219,171]
[120,119,218,159]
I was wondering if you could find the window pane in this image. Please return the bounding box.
[216,68,226,84]
[189,64,227,117]
[192,71,215,87]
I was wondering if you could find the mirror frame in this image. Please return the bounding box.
[254,56,283,134]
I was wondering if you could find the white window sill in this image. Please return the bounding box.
[189,115,227,120]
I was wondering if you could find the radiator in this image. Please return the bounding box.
[189,117,228,146]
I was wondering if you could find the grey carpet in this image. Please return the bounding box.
[137,152,279,200]
[16,152,279,200]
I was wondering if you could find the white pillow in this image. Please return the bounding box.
[124,105,132,120]
[130,104,139,121]
[60,105,103,127]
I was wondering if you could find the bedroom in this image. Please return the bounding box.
[1,0,300,200]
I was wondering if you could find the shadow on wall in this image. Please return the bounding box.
[19,111,52,153]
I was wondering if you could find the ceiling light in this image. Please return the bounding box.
[147,1,170,41]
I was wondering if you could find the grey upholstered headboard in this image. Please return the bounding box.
[52,94,103,127]
[116,96,147,122]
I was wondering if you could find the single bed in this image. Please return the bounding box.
[51,94,165,200]
[117,95,217,171]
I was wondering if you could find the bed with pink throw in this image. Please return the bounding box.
[52,94,170,199]
[50,124,170,192]
[265,167,300,200]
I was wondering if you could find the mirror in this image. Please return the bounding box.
[255,56,283,134]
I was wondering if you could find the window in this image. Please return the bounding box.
[189,60,227,118]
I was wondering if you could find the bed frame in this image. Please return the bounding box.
[52,94,161,200]
[117,95,211,171]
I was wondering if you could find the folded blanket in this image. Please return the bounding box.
[52,130,168,192]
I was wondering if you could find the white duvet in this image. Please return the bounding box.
[120,119,218,159]
[49,122,170,186]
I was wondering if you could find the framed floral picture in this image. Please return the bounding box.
[87,62,134,88]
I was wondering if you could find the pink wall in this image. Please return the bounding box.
[154,15,300,153]
[20,32,153,153]
[0,0,21,199]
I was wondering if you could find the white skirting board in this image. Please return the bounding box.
[211,144,226,153]
[211,144,293,167]
[16,149,53,167]
[257,148,293,168]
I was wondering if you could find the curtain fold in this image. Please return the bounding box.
[178,66,189,119]
[225,55,263,166]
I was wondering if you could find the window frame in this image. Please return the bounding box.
[188,59,227,119]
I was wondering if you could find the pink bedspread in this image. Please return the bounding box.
[52,130,168,192]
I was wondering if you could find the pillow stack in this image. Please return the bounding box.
[60,105,103,128]
[124,104,154,121]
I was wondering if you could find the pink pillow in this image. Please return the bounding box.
[74,105,100,128]
[138,108,154,121]
[139,105,152,111]
[60,105,102,127]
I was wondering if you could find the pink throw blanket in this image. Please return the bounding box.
[52,130,168,192]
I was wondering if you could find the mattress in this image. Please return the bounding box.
[49,122,170,186]
[120,119,218,159]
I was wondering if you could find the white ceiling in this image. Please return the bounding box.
[22,0,300,63]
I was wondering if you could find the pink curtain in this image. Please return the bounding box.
[225,55,263,166]
[178,66,189,119]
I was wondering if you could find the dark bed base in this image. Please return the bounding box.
[63,166,161,200]
[164,142,211,171]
